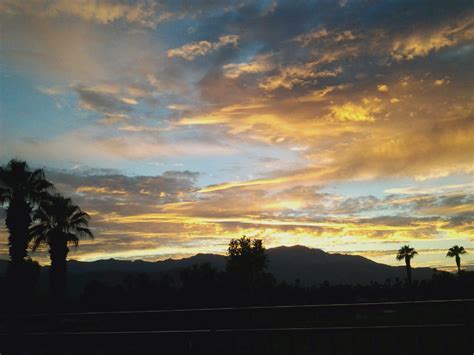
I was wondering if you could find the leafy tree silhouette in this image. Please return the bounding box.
[30,193,93,301]
[396,245,418,285]
[180,262,218,289]
[0,159,52,297]
[446,245,467,273]
[227,236,269,289]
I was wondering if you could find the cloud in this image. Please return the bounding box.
[434,79,450,86]
[121,98,138,105]
[385,183,474,195]
[117,125,160,132]
[293,28,356,46]
[0,0,169,28]
[295,84,350,103]
[377,84,389,93]
[293,28,329,46]
[2,164,472,263]
[223,54,274,78]
[335,31,356,42]
[197,111,474,194]
[167,35,239,60]
[325,99,381,122]
[259,64,342,91]
[390,15,474,60]
[1,126,237,165]
[76,86,133,116]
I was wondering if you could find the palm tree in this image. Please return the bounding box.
[396,245,418,285]
[0,160,52,274]
[446,245,467,273]
[30,194,93,299]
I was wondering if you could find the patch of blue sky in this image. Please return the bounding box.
[126,139,301,186]
[0,71,77,138]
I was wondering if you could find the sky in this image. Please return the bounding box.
[0,0,473,271]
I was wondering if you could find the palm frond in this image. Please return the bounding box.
[29,169,46,182]
[75,226,94,239]
[31,236,47,252]
[29,224,49,251]
[447,245,467,257]
[65,233,80,248]
[70,215,90,227]
[396,245,417,260]
[28,192,94,253]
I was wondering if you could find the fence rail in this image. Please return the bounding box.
[15,297,474,317]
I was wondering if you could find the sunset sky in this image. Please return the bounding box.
[0,0,473,270]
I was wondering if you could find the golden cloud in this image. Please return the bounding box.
[259,64,342,91]
[326,100,381,122]
[167,35,239,60]
[0,0,166,28]
[377,84,389,93]
[391,15,474,60]
[223,54,275,78]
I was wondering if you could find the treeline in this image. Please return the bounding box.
[79,263,474,312]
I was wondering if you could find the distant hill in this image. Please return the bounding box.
[266,245,434,285]
[0,245,435,286]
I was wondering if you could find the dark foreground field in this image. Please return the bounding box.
[1,299,473,355]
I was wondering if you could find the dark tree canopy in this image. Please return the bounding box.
[0,159,52,265]
[227,236,269,287]
[30,193,94,300]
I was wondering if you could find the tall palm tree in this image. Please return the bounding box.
[446,245,467,273]
[396,245,418,285]
[30,194,93,299]
[0,160,52,272]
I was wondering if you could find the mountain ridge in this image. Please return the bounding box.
[0,245,436,285]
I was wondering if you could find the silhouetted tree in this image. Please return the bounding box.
[180,263,218,289]
[446,245,467,273]
[30,194,93,300]
[0,159,51,288]
[396,245,418,285]
[227,236,268,288]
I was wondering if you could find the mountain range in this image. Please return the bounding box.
[0,245,436,286]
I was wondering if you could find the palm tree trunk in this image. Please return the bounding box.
[5,196,31,266]
[5,196,32,308]
[49,238,69,302]
[456,255,461,273]
[405,257,412,285]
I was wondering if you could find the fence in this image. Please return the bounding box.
[1,299,473,354]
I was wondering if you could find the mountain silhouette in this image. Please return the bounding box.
[266,245,434,284]
[0,245,435,286]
